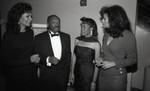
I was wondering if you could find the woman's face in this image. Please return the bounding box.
[80,23,92,37]
[19,12,32,27]
[101,13,109,28]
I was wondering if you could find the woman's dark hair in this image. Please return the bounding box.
[80,17,98,38]
[100,5,132,38]
[6,2,32,33]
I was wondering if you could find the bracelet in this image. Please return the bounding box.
[93,60,96,64]
[91,82,96,86]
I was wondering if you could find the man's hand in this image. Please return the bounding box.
[48,56,60,65]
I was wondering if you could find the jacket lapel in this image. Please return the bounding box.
[59,32,64,59]
[45,31,54,56]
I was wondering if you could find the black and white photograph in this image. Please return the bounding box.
[0,0,150,91]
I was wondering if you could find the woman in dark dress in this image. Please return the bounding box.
[69,17,101,91]
[95,5,138,91]
[2,2,40,91]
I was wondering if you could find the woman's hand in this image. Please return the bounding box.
[69,72,75,86]
[101,61,116,69]
[30,54,40,63]
[95,56,116,69]
[95,56,104,66]
[90,81,96,91]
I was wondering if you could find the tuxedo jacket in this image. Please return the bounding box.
[34,31,71,85]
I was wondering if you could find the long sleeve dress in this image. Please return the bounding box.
[2,29,37,91]
[98,30,137,91]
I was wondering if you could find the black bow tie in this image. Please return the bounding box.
[48,31,59,37]
[51,33,59,37]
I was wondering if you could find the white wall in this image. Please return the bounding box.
[1,0,137,50]
[1,0,138,89]
[133,26,150,89]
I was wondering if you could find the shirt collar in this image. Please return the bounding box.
[48,30,60,37]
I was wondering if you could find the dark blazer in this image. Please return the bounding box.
[34,31,71,91]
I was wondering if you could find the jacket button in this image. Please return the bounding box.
[119,68,122,70]
[120,71,123,74]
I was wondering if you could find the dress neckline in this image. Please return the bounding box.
[76,36,98,42]
[75,45,95,51]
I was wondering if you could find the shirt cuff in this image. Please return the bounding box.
[46,56,51,66]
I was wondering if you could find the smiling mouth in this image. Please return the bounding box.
[55,27,59,29]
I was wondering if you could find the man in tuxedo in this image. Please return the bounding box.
[34,15,71,91]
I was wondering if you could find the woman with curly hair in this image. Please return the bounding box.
[2,2,40,91]
[96,5,138,91]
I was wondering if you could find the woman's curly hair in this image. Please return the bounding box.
[100,5,132,38]
[6,2,32,33]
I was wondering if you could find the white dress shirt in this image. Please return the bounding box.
[46,31,62,66]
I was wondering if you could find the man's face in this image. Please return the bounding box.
[48,16,60,33]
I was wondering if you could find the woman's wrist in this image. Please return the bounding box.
[92,79,96,83]
[91,81,96,86]
[92,80,96,82]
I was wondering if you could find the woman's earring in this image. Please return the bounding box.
[91,30,93,36]
[18,22,20,25]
